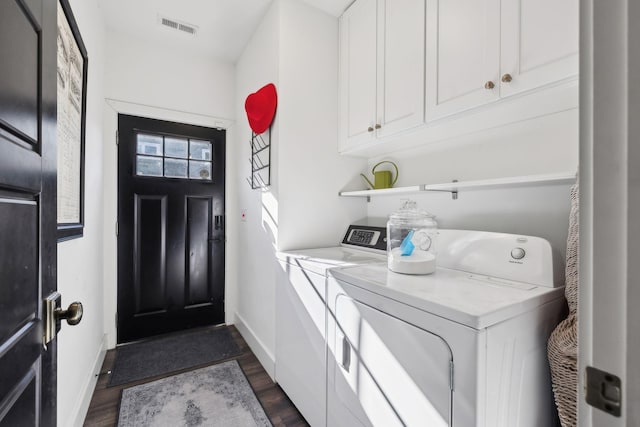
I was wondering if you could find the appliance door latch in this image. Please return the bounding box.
[585,366,622,417]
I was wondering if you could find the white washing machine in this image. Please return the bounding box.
[275,223,388,427]
[326,229,566,427]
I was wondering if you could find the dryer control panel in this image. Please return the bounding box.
[341,225,387,252]
[437,229,559,288]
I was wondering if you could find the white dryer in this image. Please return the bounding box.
[275,223,388,427]
[326,230,566,427]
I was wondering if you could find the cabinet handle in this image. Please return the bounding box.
[374,124,381,129]
[367,126,374,132]
[484,81,495,90]
[501,73,513,83]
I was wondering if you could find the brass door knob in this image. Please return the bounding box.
[501,73,513,83]
[367,126,374,132]
[55,301,83,326]
[484,81,495,90]
[374,124,381,129]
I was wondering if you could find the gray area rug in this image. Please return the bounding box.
[109,327,241,387]
[118,360,272,427]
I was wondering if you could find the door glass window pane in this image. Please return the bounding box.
[137,134,163,156]
[164,158,188,178]
[190,140,212,161]
[165,137,188,159]
[136,156,163,176]
[189,161,212,180]
[134,133,213,181]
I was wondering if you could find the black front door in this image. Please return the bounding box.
[0,0,57,425]
[117,114,226,343]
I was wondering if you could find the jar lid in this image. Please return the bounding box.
[388,200,435,221]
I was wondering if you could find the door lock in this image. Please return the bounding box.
[43,292,84,345]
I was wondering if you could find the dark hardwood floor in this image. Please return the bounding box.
[83,325,309,426]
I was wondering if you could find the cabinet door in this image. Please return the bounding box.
[500,0,579,97]
[376,0,425,138]
[339,0,378,152]
[425,0,501,121]
[275,262,326,427]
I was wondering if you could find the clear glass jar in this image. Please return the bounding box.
[387,200,438,274]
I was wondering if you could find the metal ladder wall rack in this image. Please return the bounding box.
[247,129,271,189]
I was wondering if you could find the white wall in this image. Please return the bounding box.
[370,108,578,186]
[103,32,235,118]
[102,31,236,348]
[233,0,366,378]
[364,108,579,266]
[233,0,281,378]
[278,0,366,251]
[56,0,107,425]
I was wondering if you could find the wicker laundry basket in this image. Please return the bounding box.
[547,181,579,427]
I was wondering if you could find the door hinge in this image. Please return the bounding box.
[115,221,118,236]
[449,360,454,391]
[116,130,119,145]
[585,366,621,417]
[115,312,118,328]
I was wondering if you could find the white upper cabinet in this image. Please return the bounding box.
[339,0,425,152]
[376,0,426,138]
[425,0,501,121]
[500,0,579,97]
[339,0,578,156]
[426,0,578,121]
[339,0,377,151]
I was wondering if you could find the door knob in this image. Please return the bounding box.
[55,302,83,326]
[367,126,374,132]
[501,73,513,83]
[374,124,381,129]
[484,81,495,89]
[44,293,83,345]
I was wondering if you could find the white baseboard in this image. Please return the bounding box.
[70,334,107,427]
[233,312,276,380]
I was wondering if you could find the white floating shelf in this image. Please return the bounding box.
[423,172,576,191]
[339,172,576,199]
[339,185,423,197]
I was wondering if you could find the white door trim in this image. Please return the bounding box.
[579,0,639,424]
[101,99,236,349]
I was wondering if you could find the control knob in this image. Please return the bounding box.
[511,247,526,260]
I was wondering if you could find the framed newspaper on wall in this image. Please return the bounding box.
[57,0,87,241]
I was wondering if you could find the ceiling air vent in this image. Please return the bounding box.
[158,15,198,36]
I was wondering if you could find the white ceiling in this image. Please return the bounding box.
[100,0,353,63]
[301,0,353,17]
